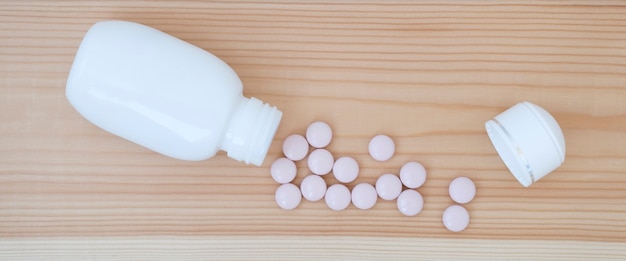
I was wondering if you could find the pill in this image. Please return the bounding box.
[270,157,297,184]
[275,183,302,210]
[332,156,359,183]
[325,184,351,211]
[443,205,470,232]
[396,189,424,216]
[300,174,327,201]
[307,148,334,175]
[368,134,395,161]
[306,121,333,148]
[449,177,476,204]
[375,173,402,200]
[399,161,427,189]
[282,134,309,161]
[351,183,377,210]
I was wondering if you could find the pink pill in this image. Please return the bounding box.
[400,161,427,189]
[325,184,351,211]
[306,121,333,148]
[443,205,470,232]
[396,189,424,216]
[375,173,402,200]
[368,134,395,161]
[270,157,297,184]
[300,174,327,201]
[449,177,476,204]
[307,149,334,175]
[275,183,302,210]
[283,134,309,161]
[332,156,359,183]
[351,183,377,210]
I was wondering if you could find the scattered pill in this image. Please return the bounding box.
[278,126,447,217]
[270,157,297,184]
[443,205,470,232]
[375,173,402,200]
[325,184,351,211]
[300,174,327,201]
[368,134,395,161]
[306,121,333,148]
[396,189,424,216]
[332,156,359,183]
[399,161,427,189]
[275,183,302,210]
[307,148,334,175]
[282,134,309,161]
[351,183,378,210]
[449,177,476,204]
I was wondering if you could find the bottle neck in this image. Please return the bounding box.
[220,97,282,166]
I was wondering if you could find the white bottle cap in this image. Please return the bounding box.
[485,102,566,187]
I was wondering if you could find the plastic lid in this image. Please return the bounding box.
[485,102,566,187]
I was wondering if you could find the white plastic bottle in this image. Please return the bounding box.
[66,20,282,166]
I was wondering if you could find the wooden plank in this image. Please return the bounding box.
[1,0,625,258]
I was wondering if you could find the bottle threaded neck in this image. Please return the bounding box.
[221,97,282,166]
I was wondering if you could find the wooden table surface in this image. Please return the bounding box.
[2,1,626,260]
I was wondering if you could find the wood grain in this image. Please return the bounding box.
[1,0,626,259]
[2,236,626,261]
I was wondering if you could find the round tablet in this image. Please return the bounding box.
[325,184,351,211]
[307,149,334,175]
[351,183,377,210]
[332,156,359,183]
[270,157,297,184]
[396,189,424,216]
[282,134,309,161]
[443,205,470,232]
[368,134,395,161]
[375,173,402,200]
[399,161,427,189]
[306,121,333,148]
[275,183,302,210]
[300,174,327,201]
[449,177,476,204]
